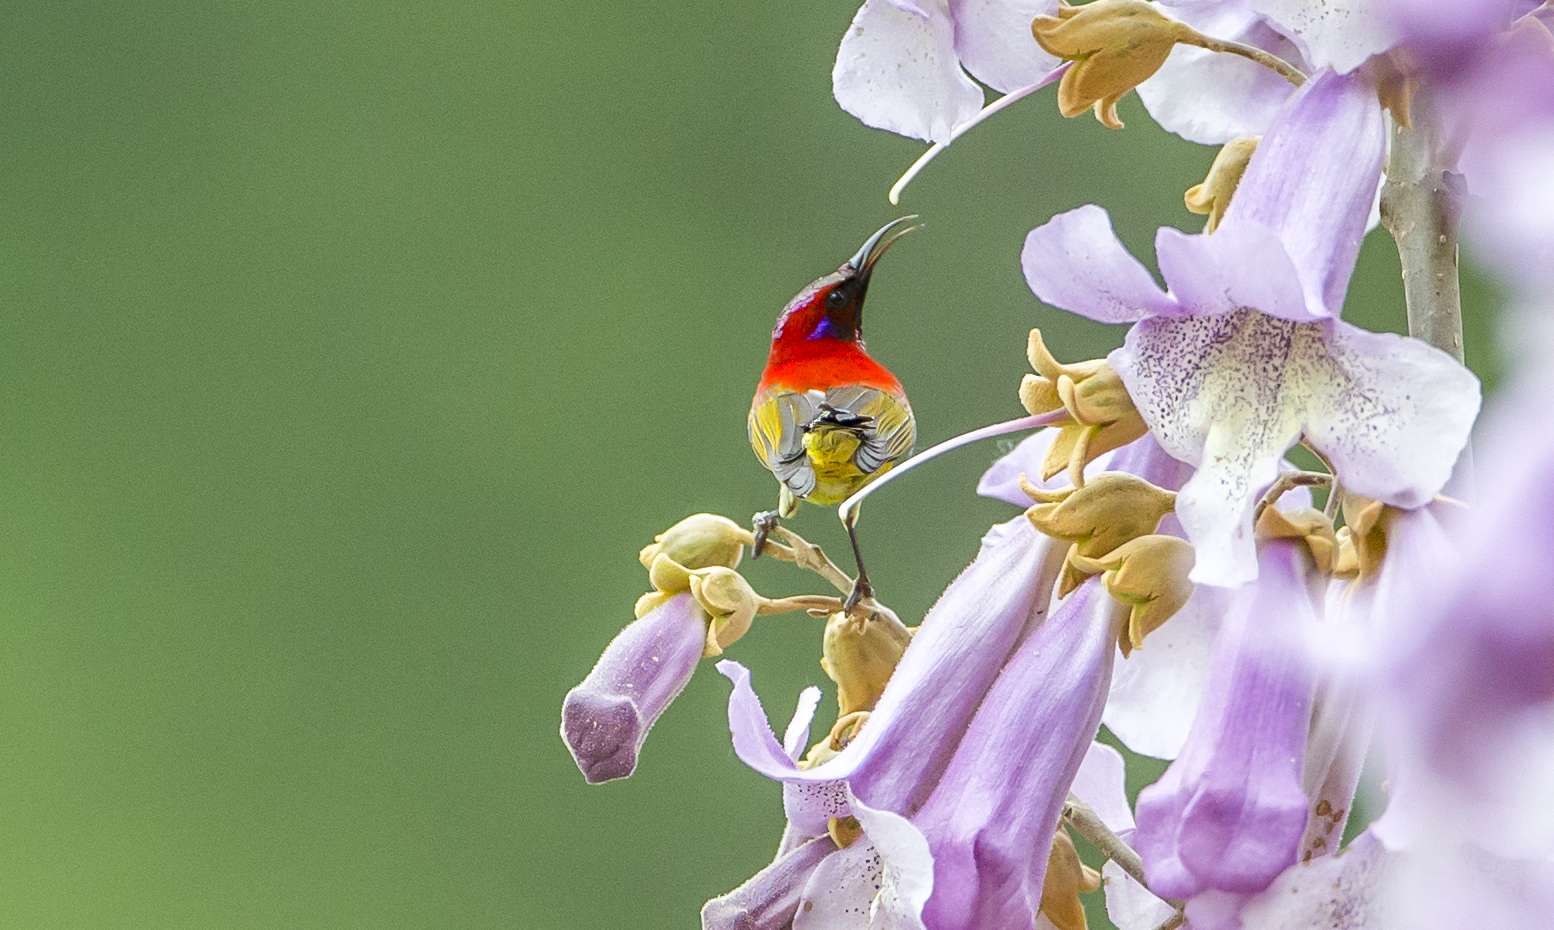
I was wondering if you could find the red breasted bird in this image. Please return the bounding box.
[748,216,920,608]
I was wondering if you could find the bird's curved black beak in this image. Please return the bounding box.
[847,215,922,282]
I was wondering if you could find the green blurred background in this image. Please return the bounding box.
[0,2,1504,927]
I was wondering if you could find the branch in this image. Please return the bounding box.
[1380,116,1466,363]
[1380,107,1473,490]
[761,526,853,595]
[1062,796,1183,926]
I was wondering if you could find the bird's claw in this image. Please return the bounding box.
[751,510,780,558]
[842,578,873,614]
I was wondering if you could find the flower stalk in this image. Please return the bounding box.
[1380,111,1466,364]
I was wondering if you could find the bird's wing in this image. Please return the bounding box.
[748,389,820,499]
[824,385,916,475]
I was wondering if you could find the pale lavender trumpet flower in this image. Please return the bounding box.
[832,0,1063,143]
[854,581,1123,930]
[1133,539,1322,906]
[560,593,708,783]
[717,513,1066,831]
[1022,68,1479,586]
[701,835,839,930]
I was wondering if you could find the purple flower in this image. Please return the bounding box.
[853,581,1122,930]
[717,514,1066,832]
[1133,539,1322,901]
[700,835,838,930]
[560,593,708,784]
[1022,69,1479,586]
[832,0,1064,142]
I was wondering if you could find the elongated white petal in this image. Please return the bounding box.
[1105,583,1226,758]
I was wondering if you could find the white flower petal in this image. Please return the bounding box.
[794,841,883,930]
[1304,323,1480,509]
[1072,741,1135,830]
[1248,0,1400,73]
[784,686,824,760]
[1139,3,1300,144]
[1112,312,1307,586]
[1104,583,1226,758]
[833,0,983,143]
[948,0,1062,93]
[1102,859,1177,930]
[1237,832,1387,930]
[850,793,935,930]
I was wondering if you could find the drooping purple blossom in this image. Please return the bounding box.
[854,580,1121,929]
[1022,69,1479,586]
[560,593,709,784]
[1133,539,1321,904]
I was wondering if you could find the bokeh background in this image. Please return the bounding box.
[2,2,1506,928]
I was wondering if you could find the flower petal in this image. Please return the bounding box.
[1023,205,1179,324]
[978,428,1132,506]
[560,593,708,783]
[1248,0,1401,73]
[792,840,891,930]
[948,0,1062,93]
[833,0,984,143]
[1112,312,1307,586]
[1105,583,1226,758]
[1235,831,1387,930]
[1139,2,1302,144]
[784,686,824,760]
[1303,323,1480,509]
[1156,221,1314,322]
[703,835,839,930]
[847,801,936,930]
[1073,741,1135,831]
[1134,540,1321,898]
[1103,859,1178,930]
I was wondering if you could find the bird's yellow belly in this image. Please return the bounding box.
[801,426,889,505]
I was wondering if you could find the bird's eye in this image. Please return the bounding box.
[825,288,849,309]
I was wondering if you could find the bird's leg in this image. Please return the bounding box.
[841,505,874,613]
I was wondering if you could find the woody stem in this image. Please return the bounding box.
[1062,796,1183,915]
[1380,106,1473,490]
[1177,31,1306,85]
[761,526,854,594]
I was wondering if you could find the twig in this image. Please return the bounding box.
[1150,911,1186,930]
[1178,32,1306,86]
[761,526,853,595]
[1063,797,1185,925]
[1253,470,1333,521]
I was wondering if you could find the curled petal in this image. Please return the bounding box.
[560,593,708,783]
[784,686,824,760]
[1022,205,1179,323]
[1103,858,1177,930]
[1235,831,1388,930]
[833,0,983,143]
[792,840,890,930]
[1072,741,1134,831]
[1105,582,1226,759]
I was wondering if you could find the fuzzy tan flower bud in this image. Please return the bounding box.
[1033,0,1192,129]
[1020,329,1147,484]
[1069,534,1195,655]
[688,567,762,656]
[1025,472,1177,594]
[1039,829,1102,930]
[639,513,753,573]
[1255,505,1340,574]
[1333,494,1388,579]
[1185,135,1260,232]
[819,604,912,717]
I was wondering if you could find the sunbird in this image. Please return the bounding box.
[748,216,920,609]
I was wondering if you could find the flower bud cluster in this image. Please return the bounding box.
[1020,329,1147,486]
[1033,0,1193,129]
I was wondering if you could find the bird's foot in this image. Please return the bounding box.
[842,577,874,614]
[751,510,781,558]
